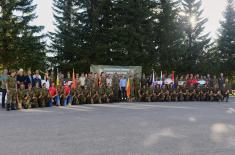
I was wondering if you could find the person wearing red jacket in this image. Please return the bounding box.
[48,82,60,107]
[63,81,71,106]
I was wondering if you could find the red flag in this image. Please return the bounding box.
[72,69,76,89]
[171,71,175,82]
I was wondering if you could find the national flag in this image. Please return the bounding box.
[171,71,175,83]
[72,69,76,89]
[126,78,131,98]
[56,69,60,86]
[152,70,155,85]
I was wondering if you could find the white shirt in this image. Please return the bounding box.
[79,76,86,86]
[106,78,112,86]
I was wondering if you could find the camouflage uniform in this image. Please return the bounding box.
[98,86,106,103]
[112,75,119,102]
[6,76,17,110]
[106,86,113,103]
[134,77,141,101]
[25,88,34,108]
[32,87,41,107]
[84,87,92,104]
[17,87,27,109]
[91,88,99,104]
[40,86,48,107]
[71,87,78,105]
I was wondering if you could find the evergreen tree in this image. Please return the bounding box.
[181,0,211,72]
[155,0,186,73]
[73,0,158,73]
[111,0,158,72]
[0,0,46,69]
[50,0,79,72]
[217,0,235,76]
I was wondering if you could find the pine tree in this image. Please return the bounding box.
[181,0,211,72]
[0,0,46,69]
[217,0,235,76]
[155,0,186,73]
[73,0,158,73]
[110,0,158,72]
[50,0,79,72]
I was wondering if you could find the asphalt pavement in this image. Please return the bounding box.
[0,97,235,155]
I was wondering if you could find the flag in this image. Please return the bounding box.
[152,70,155,85]
[56,69,60,86]
[171,71,175,83]
[72,69,76,89]
[126,78,131,98]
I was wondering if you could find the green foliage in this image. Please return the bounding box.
[180,0,211,73]
[0,0,46,70]
[155,0,186,73]
[217,0,235,76]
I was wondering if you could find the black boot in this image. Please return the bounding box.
[11,103,17,110]
[6,103,11,111]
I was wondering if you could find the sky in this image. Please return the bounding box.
[33,0,227,39]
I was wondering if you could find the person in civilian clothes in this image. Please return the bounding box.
[1,69,8,109]
[63,81,71,107]
[48,82,60,107]
[33,70,42,87]
[119,75,127,100]
[25,69,33,89]
[16,69,26,88]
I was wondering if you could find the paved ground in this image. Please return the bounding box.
[0,98,235,155]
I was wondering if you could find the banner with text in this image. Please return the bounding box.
[90,65,142,78]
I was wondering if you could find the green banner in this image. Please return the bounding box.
[90,65,142,78]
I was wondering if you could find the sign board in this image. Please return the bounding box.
[90,65,142,78]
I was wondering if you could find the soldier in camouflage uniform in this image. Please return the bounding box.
[134,74,141,101]
[39,83,48,107]
[25,84,35,108]
[112,73,119,102]
[17,83,27,110]
[76,85,85,104]
[151,85,157,102]
[6,70,17,111]
[98,84,106,104]
[171,89,178,102]
[84,86,92,104]
[178,88,184,101]
[71,86,78,105]
[91,85,99,104]
[106,84,114,103]
[32,82,41,107]
[145,85,152,102]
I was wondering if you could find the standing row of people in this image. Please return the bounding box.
[0,69,232,111]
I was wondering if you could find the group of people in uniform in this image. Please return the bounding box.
[0,69,232,111]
